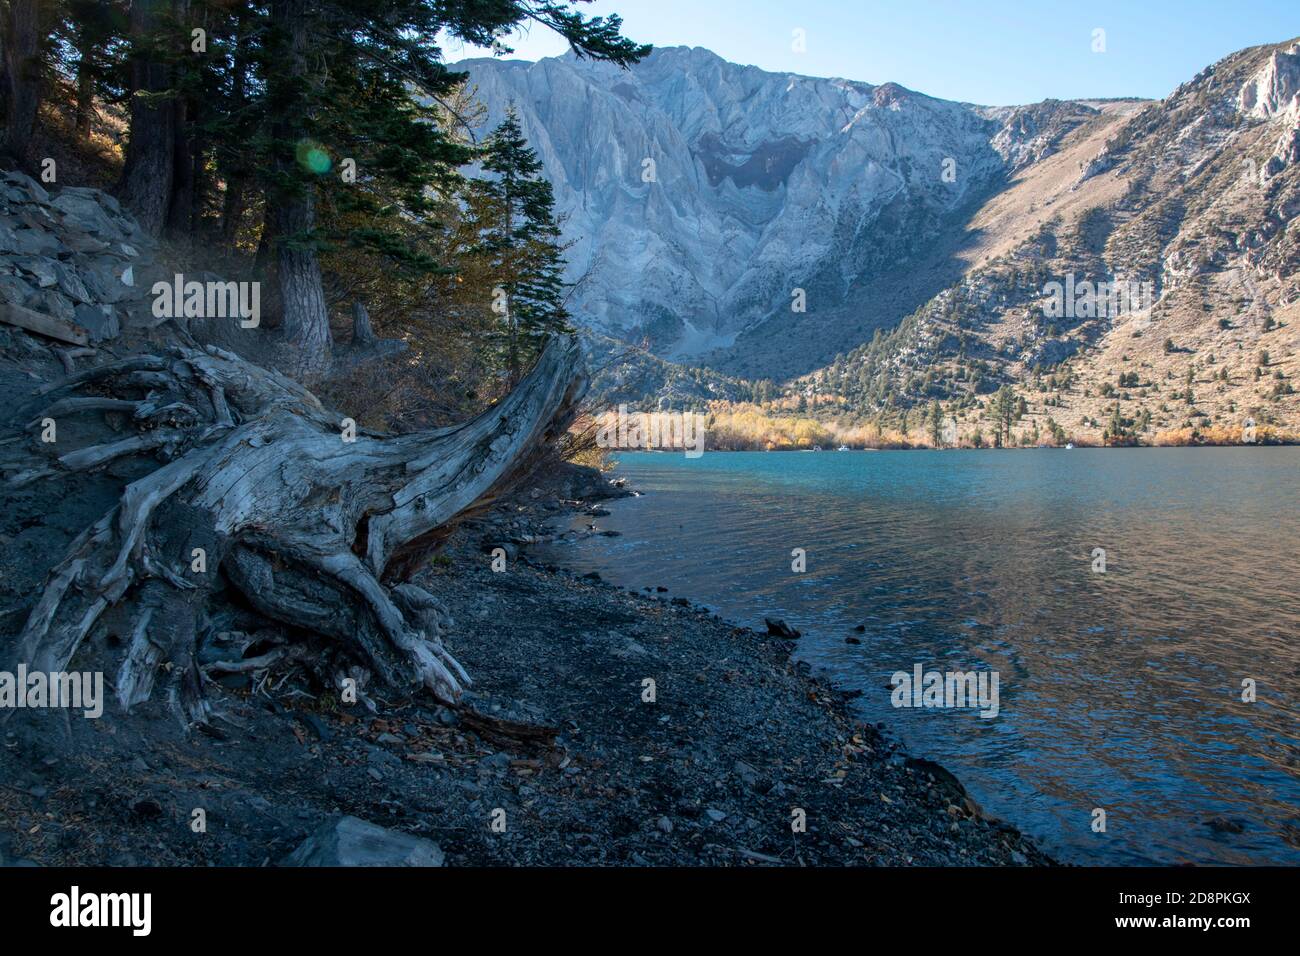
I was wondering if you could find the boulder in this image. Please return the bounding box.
[282,816,445,867]
[1,170,49,204]
[764,617,800,639]
[49,190,122,239]
[78,258,140,305]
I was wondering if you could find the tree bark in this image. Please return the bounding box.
[268,0,331,379]
[273,201,332,378]
[2,336,587,726]
[165,0,196,239]
[1,0,41,166]
[117,0,175,237]
[351,300,376,346]
[166,92,195,238]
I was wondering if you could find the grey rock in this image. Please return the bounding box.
[50,191,120,238]
[2,171,49,204]
[0,221,20,255]
[461,49,1025,368]
[74,304,120,343]
[10,227,60,257]
[14,256,57,288]
[480,751,511,771]
[52,261,92,304]
[38,290,76,323]
[78,259,140,304]
[0,274,34,306]
[300,713,331,741]
[62,231,111,255]
[764,618,800,640]
[283,816,444,867]
[365,745,401,769]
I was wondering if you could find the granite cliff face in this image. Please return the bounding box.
[460,47,1039,374]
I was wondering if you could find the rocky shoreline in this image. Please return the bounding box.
[0,172,1047,866]
[0,466,1052,867]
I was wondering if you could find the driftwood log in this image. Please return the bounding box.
[2,335,586,725]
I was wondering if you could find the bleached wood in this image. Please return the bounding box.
[5,336,586,723]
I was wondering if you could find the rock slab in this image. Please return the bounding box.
[283,816,445,867]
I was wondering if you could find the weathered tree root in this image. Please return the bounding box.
[3,337,587,726]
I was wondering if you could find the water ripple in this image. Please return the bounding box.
[534,448,1300,864]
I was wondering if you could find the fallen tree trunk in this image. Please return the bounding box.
[2,336,587,726]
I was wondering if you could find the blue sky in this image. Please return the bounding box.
[446,0,1299,104]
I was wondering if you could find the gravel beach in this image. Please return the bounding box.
[0,469,1051,867]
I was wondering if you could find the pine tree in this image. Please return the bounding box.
[32,0,649,378]
[472,107,572,382]
[928,400,943,446]
[989,384,1018,447]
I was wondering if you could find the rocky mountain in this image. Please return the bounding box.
[459,47,1063,376]
[460,39,1300,442]
[803,38,1300,443]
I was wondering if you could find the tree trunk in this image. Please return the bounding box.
[268,0,331,379]
[254,202,275,274]
[273,202,331,378]
[219,173,248,244]
[2,336,587,726]
[165,0,196,239]
[117,0,175,237]
[351,300,376,346]
[166,92,195,238]
[1,0,41,166]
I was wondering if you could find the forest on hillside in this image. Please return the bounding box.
[0,0,655,729]
[1,0,647,413]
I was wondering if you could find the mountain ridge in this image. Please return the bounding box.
[460,37,1300,445]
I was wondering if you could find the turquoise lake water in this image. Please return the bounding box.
[533,447,1300,865]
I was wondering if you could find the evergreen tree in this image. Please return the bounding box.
[989,384,1018,447]
[24,0,649,378]
[472,107,571,381]
[1105,403,1133,444]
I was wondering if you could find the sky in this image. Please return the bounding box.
[445,0,1300,105]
